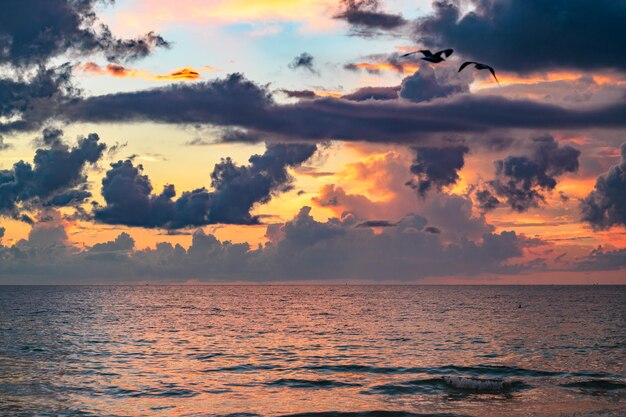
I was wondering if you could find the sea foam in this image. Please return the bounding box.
[442,376,509,391]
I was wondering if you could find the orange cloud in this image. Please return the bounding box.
[395,45,417,53]
[78,62,217,81]
[353,62,419,75]
[313,90,343,98]
[473,71,626,88]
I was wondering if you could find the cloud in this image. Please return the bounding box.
[184,138,214,146]
[356,220,396,228]
[311,147,498,243]
[341,86,399,102]
[0,206,538,283]
[478,136,580,212]
[294,166,335,178]
[475,189,499,212]
[0,65,76,136]
[94,143,317,228]
[415,0,626,73]
[334,0,407,37]
[78,62,217,81]
[0,138,10,151]
[406,145,469,196]
[0,129,106,219]
[34,127,65,149]
[0,1,167,136]
[399,64,469,102]
[288,53,319,74]
[343,55,473,102]
[86,232,135,262]
[580,143,626,229]
[0,0,168,67]
[432,193,496,238]
[64,73,626,144]
[279,89,318,100]
[343,53,421,75]
[575,246,626,271]
[313,181,493,243]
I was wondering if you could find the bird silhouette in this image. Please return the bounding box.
[459,61,500,85]
[401,49,454,63]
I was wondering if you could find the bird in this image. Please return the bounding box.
[458,61,500,85]
[401,48,454,63]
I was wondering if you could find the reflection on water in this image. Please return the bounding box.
[0,286,624,416]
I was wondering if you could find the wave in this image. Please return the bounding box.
[363,378,449,396]
[277,412,471,417]
[302,365,408,374]
[209,413,469,417]
[202,364,281,373]
[267,378,361,389]
[431,365,560,378]
[213,414,263,417]
[363,377,527,396]
[441,376,511,392]
[561,380,626,391]
[302,363,623,379]
[103,386,198,398]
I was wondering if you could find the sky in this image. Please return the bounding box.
[1,0,626,284]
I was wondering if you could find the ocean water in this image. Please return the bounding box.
[0,285,624,417]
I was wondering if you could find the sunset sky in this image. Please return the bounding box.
[1,0,626,284]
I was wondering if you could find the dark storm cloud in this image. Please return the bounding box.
[0,130,105,218]
[343,53,473,99]
[63,73,626,144]
[94,143,317,228]
[575,246,626,271]
[279,89,318,100]
[35,127,65,149]
[400,65,468,103]
[0,0,169,67]
[475,189,500,212]
[66,73,271,128]
[407,145,469,196]
[288,53,318,74]
[343,63,365,73]
[86,232,135,262]
[356,220,396,228]
[0,1,167,136]
[334,0,407,36]
[415,0,626,73]
[44,188,92,208]
[0,65,77,135]
[0,206,539,283]
[341,86,399,102]
[580,143,626,230]
[480,136,580,212]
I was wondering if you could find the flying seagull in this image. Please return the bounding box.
[459,61,500,85]
[401,48,454,63]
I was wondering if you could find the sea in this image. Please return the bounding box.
[0,285,624,417]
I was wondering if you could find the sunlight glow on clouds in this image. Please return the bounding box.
[78,62,218,81]
[1,0,626,283]
[108,0,341,34]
